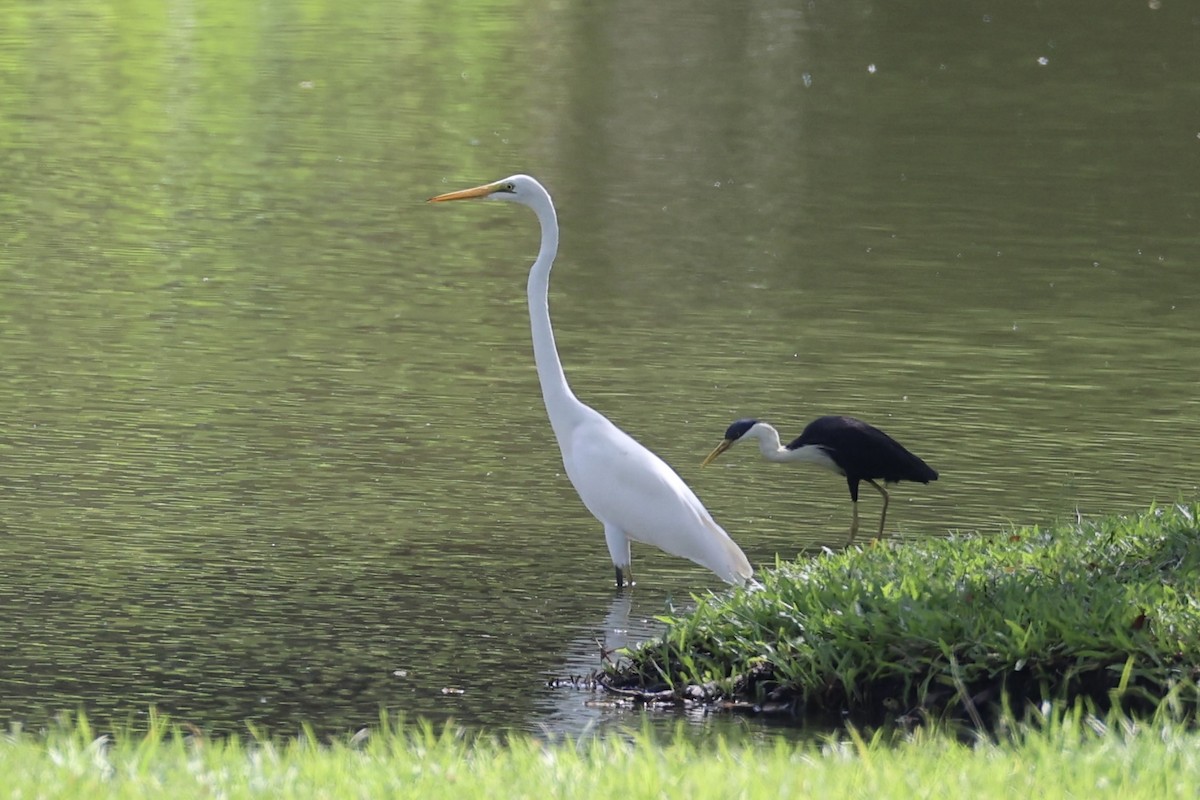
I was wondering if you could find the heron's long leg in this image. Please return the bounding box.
[867,479,890,539]
[847,502,860,546]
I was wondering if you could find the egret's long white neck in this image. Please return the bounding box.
[524,187,584,435]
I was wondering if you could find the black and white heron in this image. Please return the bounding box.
[702,416,938,544]
[430,175,752,587]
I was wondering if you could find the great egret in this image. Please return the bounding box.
[429,175,752,587]
[702,416,937,544]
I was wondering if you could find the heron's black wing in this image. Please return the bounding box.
[789,415,937,483]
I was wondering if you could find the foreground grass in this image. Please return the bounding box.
[2,711,1200,799]
[609,503,1200,724]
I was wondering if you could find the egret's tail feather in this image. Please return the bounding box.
[698,517,754,585]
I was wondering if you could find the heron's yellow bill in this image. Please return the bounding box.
[701,439,734,467]
[428,182,500,203]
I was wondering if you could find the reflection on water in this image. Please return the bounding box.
[0,1,1198,736]
[533,590,798,742]
[533,590,643,738]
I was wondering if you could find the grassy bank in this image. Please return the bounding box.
[606,503,1200,726]
[2,710,1200,798]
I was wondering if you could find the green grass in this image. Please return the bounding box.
[608,503,1200,726]
[1,709,1200,798]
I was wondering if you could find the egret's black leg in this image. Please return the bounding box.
[614,565,624,588]
[867,478,890,539]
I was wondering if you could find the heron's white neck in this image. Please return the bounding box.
[750,424,828,466]
[523,187,585,437]
[748,424,793,462]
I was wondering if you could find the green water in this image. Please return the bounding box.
[0,1,1197,737]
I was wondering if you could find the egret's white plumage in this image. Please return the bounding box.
[430,174,752,586]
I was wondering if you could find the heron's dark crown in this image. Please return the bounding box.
[724,418,760,441]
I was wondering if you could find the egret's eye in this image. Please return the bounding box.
[504,182,516,192]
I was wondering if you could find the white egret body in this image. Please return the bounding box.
[431,175,752,587]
